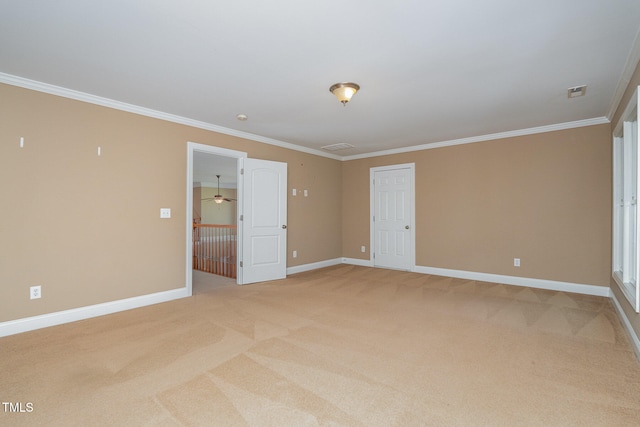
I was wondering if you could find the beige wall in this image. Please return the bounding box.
[610,61,640,340]
[343,124,612,287]
[0,83,342,323]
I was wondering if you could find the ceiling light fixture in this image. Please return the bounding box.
[201,175,237,204]
[214,175,225,204]
[213,175,237,203]
[329,82,360,106]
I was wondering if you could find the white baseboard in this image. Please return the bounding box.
[287,258,343,275]
[331,260,610,298]
[413,265,611,297]
[342,257,374,267]
[610,291,640,362]
[0,262,617,339]
[0,287,190,338]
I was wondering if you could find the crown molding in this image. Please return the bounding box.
[0,72,341,161]
[0,72,613,163]
[341,117,610,161]
[607,26,640,120]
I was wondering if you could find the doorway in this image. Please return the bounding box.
[370,163,415,271]
[186,142,289,294]
[187,143,246,295]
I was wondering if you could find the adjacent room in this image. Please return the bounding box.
[2,1,640,425]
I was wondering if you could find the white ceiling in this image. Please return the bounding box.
[1,1,640,158]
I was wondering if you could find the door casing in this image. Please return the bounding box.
[186,142,288,292]
[187,142,246,294]
[370,163,416,271]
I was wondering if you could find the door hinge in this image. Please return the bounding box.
[240,261,243,268]
[373,215,375,222]
[239,214,243,221]
[241,168,244,175]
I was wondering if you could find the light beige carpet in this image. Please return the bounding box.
[2,265,640,426]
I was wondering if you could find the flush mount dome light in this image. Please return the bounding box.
[329,82,360,106]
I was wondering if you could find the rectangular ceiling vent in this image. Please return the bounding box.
[321,143,354,151]
[567,85,587,98]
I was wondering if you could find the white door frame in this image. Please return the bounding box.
[186,142,247,294]
[369,163,416,271]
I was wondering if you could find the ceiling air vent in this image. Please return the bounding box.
[567,85,587,98]
[321,143,354,151]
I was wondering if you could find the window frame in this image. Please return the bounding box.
[612,86,640,312]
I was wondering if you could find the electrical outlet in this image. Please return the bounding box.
[514,258,520,267]
[293,250,297,258]
[30,285,41,300]
[361,245,366,253]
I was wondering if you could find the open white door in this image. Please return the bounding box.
[241,158,287,284]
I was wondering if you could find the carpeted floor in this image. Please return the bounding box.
[2,265,640,426]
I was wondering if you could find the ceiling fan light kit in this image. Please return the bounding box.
[330,82,360,106]
[202,174,237,203]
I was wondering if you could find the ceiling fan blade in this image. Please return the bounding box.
[224,198,237,202]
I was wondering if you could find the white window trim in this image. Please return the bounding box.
[612,86,640,312]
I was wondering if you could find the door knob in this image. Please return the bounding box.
[405,225,410,229]
[282,225,287,229]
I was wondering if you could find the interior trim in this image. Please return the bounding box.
[0,259,629,347]
[606,26,640,120]
[187,142,246,290]
[0,288,189,338]
[340,259,611,297]
[287,258,343,275]
[414,265,611,297]
[611,290,640,362]
[0,72,341,161]
[343,117,610,161]
[342,257,374,267]
[0,72,611,162]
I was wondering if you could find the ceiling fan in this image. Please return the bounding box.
[202,175,237,204]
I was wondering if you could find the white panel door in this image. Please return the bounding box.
[241,158,287,284]
[373,168,412,270]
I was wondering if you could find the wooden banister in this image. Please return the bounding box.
[192,224,237,278]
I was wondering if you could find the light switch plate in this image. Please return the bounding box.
[160,208,171,219]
